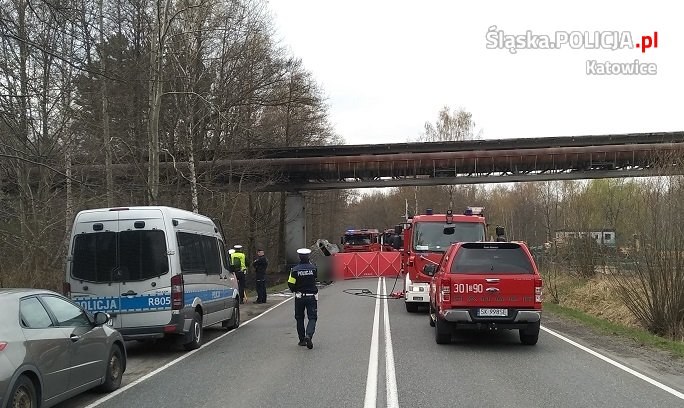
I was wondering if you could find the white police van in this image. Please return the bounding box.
[65,206,240,350]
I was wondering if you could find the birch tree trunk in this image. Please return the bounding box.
[99,0,113,206]
[148,0,172,204]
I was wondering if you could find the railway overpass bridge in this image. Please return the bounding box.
[234,131,683,259]
[8,131,684,263]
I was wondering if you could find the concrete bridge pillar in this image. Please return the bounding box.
[285,192,306,265]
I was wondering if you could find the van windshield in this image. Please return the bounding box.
[71,230,169,282]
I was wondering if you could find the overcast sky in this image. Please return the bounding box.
[267,0,682,145]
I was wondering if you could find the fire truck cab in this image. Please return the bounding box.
[397,207,489,312]
[341,228,381,252]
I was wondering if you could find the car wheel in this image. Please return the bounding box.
[9,375,38,408]
[405,302,419,313]
[223,302,240,330]
[434,315,451,345]
[98,345,124,392]
[428,304,436,327]
[183,312,203,351]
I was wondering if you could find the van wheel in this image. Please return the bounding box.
[428,304,436,327]
[223,302,240,330]
[97,345,123,392]
[405,302,419,313]
[9,375,38,408]
[183,312,203,351]
[435,316,451,344]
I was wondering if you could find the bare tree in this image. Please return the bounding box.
[419,106,478,209]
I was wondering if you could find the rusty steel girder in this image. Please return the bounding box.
[200,142,684,181]
[9,132,684,191]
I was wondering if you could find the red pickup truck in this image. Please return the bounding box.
[425,241,543,345]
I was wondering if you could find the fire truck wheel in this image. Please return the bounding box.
[405,302,419,313]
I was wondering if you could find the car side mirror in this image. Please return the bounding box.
[94,311,110,326]
[423,264,437,276]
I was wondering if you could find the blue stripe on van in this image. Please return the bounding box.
[73,288,236,313]
[184,288,235,305]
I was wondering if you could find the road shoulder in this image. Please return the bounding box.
[543,309,684,393]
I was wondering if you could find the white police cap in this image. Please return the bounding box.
[297,248,312,255]
[234,245,242,249]
[228,249,235,254]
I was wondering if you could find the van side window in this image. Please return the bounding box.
[177,232,221,275]
[178,232,206,274]
[202,237,221,275]
[218,240,228,270]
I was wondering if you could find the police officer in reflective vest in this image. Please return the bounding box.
[288,248,318,349]
[233,245,247,304]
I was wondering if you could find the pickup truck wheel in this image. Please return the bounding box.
[405,302,419,313]
[519,327,540,345]
[434,315,450,344]
[428,304,436,327]
[183,312,203,350]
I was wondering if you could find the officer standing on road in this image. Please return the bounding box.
[252,249,268,303]
[288,248,318,349]
[233,245,247,304]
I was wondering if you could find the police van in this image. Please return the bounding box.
[64,206,240,350]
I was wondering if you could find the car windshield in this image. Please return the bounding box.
[450,243,534,274]
[71,230,169,282]
[344,234,373,245]
[413,222,485,252]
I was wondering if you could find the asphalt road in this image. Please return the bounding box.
[56,278,684,408]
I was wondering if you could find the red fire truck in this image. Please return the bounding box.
[341,228,381,252]
[381,228,399,251]
[394,207,497,312]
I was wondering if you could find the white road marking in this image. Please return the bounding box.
[541,326,684,400]
[382,278,400,408]
[83,297,294,408]
[363,278,382,408]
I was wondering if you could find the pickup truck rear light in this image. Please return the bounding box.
[535,278,543,303]
[440,278,450,302]
[171,274,184,310]
[0,342,7,351]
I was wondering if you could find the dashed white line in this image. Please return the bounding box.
[382,278,399,408]
[541,326,684,400]
[363,278,382,408]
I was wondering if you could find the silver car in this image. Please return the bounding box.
[0,289,126,408]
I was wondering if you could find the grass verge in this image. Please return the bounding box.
[544,302,684,359]
[245,282,290,298]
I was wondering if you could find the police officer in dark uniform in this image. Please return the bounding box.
[288,248,318,349]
